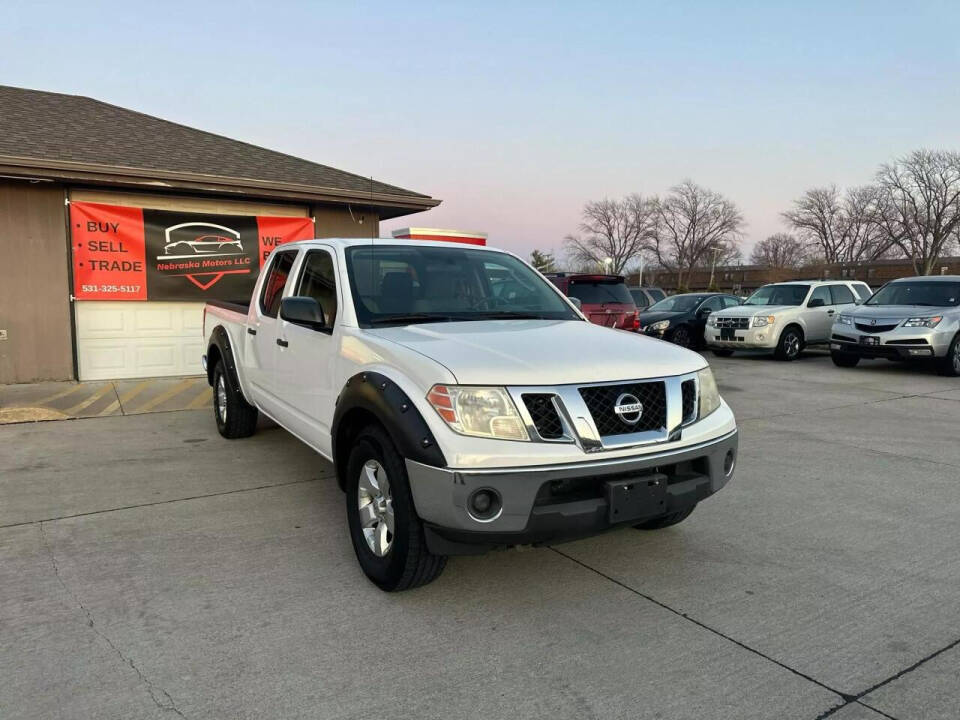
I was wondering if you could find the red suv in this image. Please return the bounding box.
[546,273,639,331]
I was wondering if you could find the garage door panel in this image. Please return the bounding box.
[76,302,204,380]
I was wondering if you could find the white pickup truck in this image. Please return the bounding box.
[202,238,738,591]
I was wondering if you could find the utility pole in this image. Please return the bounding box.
[708,245,720,289]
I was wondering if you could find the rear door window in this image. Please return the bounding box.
[647,289,666,302]
[830,284,855,305]
[260,250,297,318]
[853,283,873,300]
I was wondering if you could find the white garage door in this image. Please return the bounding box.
[75,301,205,380]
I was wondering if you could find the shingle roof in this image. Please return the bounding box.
[0,85,434,205]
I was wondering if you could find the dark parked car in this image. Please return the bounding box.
[629,286,667,310]
[546,273,639,331]
[639,292,741,348]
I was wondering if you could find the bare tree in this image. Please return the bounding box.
[782,185,892,263]
[750,233,807,268]
[651,180,745,288]
[563,194,657,274]
[874,149,960,275]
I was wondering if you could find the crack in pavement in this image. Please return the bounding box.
[37,522,188,718]
[0,477,322,531]
[551,546,959,720]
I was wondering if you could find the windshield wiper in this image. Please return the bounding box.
[369,313,459,325]
[467,312,550,320]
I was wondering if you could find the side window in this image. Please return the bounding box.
[701,296,723,312]
[830,284,855,305]
[648,289,666,302]
[260,251,297,318]
[296,250,338,329]
[853,283,872,300]
[722,296,741,308]
[809,286,832,306]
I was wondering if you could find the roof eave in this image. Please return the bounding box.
[0,155,440,219]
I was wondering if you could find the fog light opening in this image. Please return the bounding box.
[723,449,736,477]
[467,488,503,522]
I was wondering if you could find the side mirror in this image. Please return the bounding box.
[854,298,863,305]
[569,297,583,311]
[807,298,825,308]
[698,308,713,317]
[280,296,327,330]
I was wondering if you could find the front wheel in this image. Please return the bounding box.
[937,334,960,377]
[634,506,695,530]
[346,425,446,591]
[212,363,258,439]
[670,325,692,348]
[774,327,803,361]
[831,350,860,368]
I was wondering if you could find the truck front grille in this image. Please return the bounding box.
[681,379,696,424]
[715,317,749,329]
[522,394,564,439]
[579,381,666,436]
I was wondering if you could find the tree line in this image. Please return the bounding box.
[531,149,960,281]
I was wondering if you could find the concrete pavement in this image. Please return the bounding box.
[2,352,959,719]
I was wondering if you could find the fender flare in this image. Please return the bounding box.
[207,325,248,401]
[332,372,446,489]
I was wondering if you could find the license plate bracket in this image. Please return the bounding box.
[720,328,737,341]
[606,473,668,524]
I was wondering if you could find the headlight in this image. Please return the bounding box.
[837,315,853,325]
[427,385,529,441]
[697,368,721,419]
[903,316,943,328]
[752,315,775,328]
[649,320,670,331]
[708,315,718,327]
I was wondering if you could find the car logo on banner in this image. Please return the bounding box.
[158,222,249,290]
[613,393,644,425]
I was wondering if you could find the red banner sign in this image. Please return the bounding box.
[70,202,314,301]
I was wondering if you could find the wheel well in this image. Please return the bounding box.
[780,323,805,342]
[334,407,383,491]
[206,344,222,385]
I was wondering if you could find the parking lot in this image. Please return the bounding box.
[2,352,959,720]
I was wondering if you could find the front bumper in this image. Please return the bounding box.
[705,324,778,350]
[407,429,738,554]
[830,326,952,359]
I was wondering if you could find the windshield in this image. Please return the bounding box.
[743,284,810,306]
[344,245,580,326]
[647,295,703,313]
[866,281,960,307]
[566,279,633,305]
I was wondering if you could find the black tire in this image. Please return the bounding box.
[831,350,860,368]
[635,506,695,530]
[774,326,804,361]
[670,325,692,348]
[212,362,258,439]
[712,348,735,357]
[345,424,446,591]
[936,333,960,377]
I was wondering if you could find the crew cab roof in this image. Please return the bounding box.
[272,237,511,253]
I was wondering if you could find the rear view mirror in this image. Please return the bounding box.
[569,297,583,311]
[808,298,825,308]
[280,296,327,331]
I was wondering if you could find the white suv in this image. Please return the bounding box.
[705,280,871,361]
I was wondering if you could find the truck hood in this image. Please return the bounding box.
[715,304,795,318]
[369,319,707,386]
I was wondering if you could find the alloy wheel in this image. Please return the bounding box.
[357,459,394,556]
[216,374,228,423]
[785,332,801,359]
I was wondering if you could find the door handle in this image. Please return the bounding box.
[276,338,289,348]
[247,327,257,335]
[827,310,835,315]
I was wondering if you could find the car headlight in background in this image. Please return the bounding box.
[648,320,671,331]
[752,315,775,328]
[836,314,853,325]
[427,385,529,441]
[902,316,943,328]
[708,315,719,327]
[697,367,721,419]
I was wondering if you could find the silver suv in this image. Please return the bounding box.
[705,280,871,361]
[830,275,960,376]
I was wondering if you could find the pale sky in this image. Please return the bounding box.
[4,0,958,261]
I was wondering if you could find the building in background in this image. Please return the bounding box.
[391,227,486,246]
[0,86,439,384]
